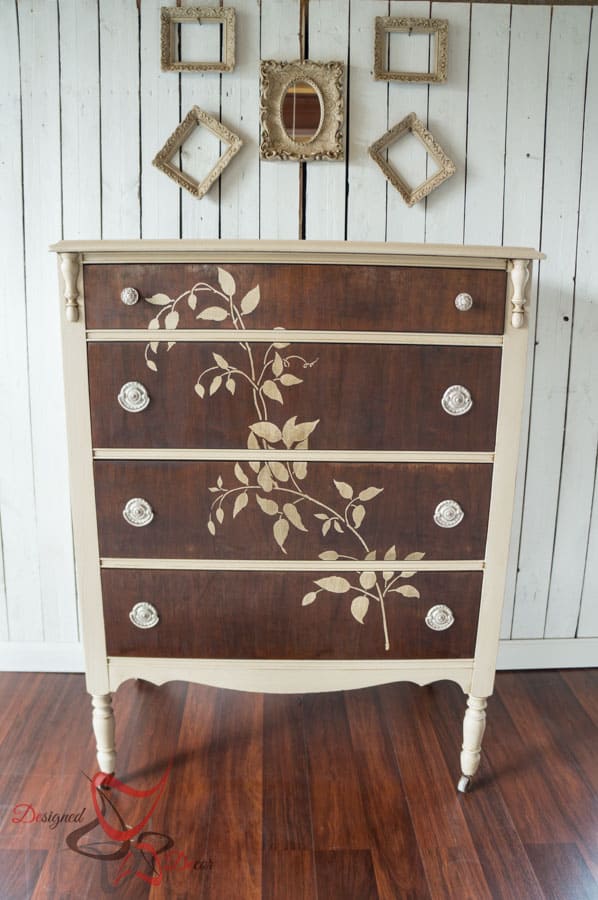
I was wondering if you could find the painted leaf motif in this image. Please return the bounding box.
[384,545,397,561]
[233,492,248,519]
[148,317,160,330]
[188,292,197,310]
[283,503,307,532]
[272,353,283,377]
[272,328,289,349]
[319,551,339,560]
[247,432,261,472]
[352,504,366,528]
[250,421,282,443]
[314,513,328,521]
[314,576,351,594]
[333,521,344,533]
[167,341,175,351]
[164,310,179,330]
[197,306,228,321]
[262,380,284,404]
[359,571,377,590]
[383,571,393,583]
[217,476,223,488]
[218,267,236,297]
[334,480,353,500]
[322,520,332,536]
[293,461,308,480]
[209,375,222,396]
[269,461,289,482]
[405,551,426,561]
[359,486,384,502]
[389,585,420,598]
[351,595,370,624]
[234,463,248,485]
[146,360,158,372]
[302,591,317,606]
[240,285,260,314]
[365,550,376,561]
[145,293,172,306]
[150,341,159,353]
[257,465,274,493]
[215,507,224,524]
[194,383,205,398]
[282,417,319,448]
[207,520,216,536]
[273,518,289,553]
[213,352,228,369]
[226,378,236,395]
[279,374,302,386]
[256,496,278,516]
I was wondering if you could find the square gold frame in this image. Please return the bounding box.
[374,17,448,83]
[152,106,243,199]
[369,113,456,207]
[160,6,235,73]
[259,60,344,162]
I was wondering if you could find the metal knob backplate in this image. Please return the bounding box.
[425,605,455,631]
[434,499,464,529]
[129,602,159,629]
[454,292,473,311]
[123,498,154,527]
[441,384,473,416]
[118,381,150,413]
[120,287,139,306]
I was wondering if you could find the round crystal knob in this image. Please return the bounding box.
[454,292,473,311]
[118,381,150,413]
[123,498,154,527]
[441,385,473,416]
[425,604,455,631]
[434,499,464,528]
[129,602,159,629]
[120,287,139,306]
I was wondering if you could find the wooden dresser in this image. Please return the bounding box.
[52,240,542,792]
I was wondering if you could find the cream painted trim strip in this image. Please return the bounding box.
[80,252,507,269]
[100,558,484,572]
[107,656,474,693]
[87,329,504,346]
[93,448,495,463]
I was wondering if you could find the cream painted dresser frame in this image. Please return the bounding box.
[52,240,543,792]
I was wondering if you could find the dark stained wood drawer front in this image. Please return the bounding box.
[94,461,492,560]
[102,569,483,660]
[88,343,502,451]
[84,263,507,333]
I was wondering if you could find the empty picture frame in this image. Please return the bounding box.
[260,60,344,162]
[374,17,448,83]
[369,113,456,207]
[152,106,243,199]
[160,6,235,73]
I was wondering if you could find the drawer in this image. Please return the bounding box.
[101,569,483,659]
[94,461,492,560]
[83,262,507,333]
[88,343,502,451]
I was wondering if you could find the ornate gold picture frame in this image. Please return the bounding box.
[260,60,344,162]
[160,6,235,73]
[374,17,448,83]
[369,113,455,207]
[152,106,243,199]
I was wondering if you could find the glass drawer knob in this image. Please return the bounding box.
[441,384,473,416]
[120,287,140,306]
[454,292,473,311]
[434,499,464,528]
[123,498,154,527]
[129,602,159,629]
[118,381,150,413]
[425,605,455,631]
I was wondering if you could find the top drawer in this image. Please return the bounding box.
[83,263,507,334]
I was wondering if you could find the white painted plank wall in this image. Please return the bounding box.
[1,2,597,671]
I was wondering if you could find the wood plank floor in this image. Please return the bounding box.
[0,670,596,899]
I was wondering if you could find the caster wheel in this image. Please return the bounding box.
[457,775,470,793]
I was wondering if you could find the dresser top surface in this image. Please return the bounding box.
[49,238,544,264]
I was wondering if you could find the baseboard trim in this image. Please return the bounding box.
[497,637,598,669]
[0,638,595,674]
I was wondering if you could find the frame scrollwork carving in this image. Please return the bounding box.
[160,6,235,73]
[374,16,448,83]
[260,59,344,162]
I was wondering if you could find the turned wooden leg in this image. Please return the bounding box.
[458,694,487,793]
[91,693,116,775]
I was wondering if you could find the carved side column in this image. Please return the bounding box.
[509,258,530,329]
[60,252,80,322]
[91,693,116,774]
[458,694,487,792]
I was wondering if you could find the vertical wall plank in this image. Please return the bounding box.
[346,0,389,242]
[463,4,510,245]
[549,12,597,638]
[259,0,301,240]
[500,5,550,638]
[19,0,78,643]
[0,1,40,641]
[386,0,429,243]
[220,0,260,239]
[59,0,101,237]
[140,0,180,238]
[425,2,470,243]
[512,6,592,639]
[99,0,141,237]
[304,0,349,240]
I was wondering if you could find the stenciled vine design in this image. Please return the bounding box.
[144,268,425,651]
